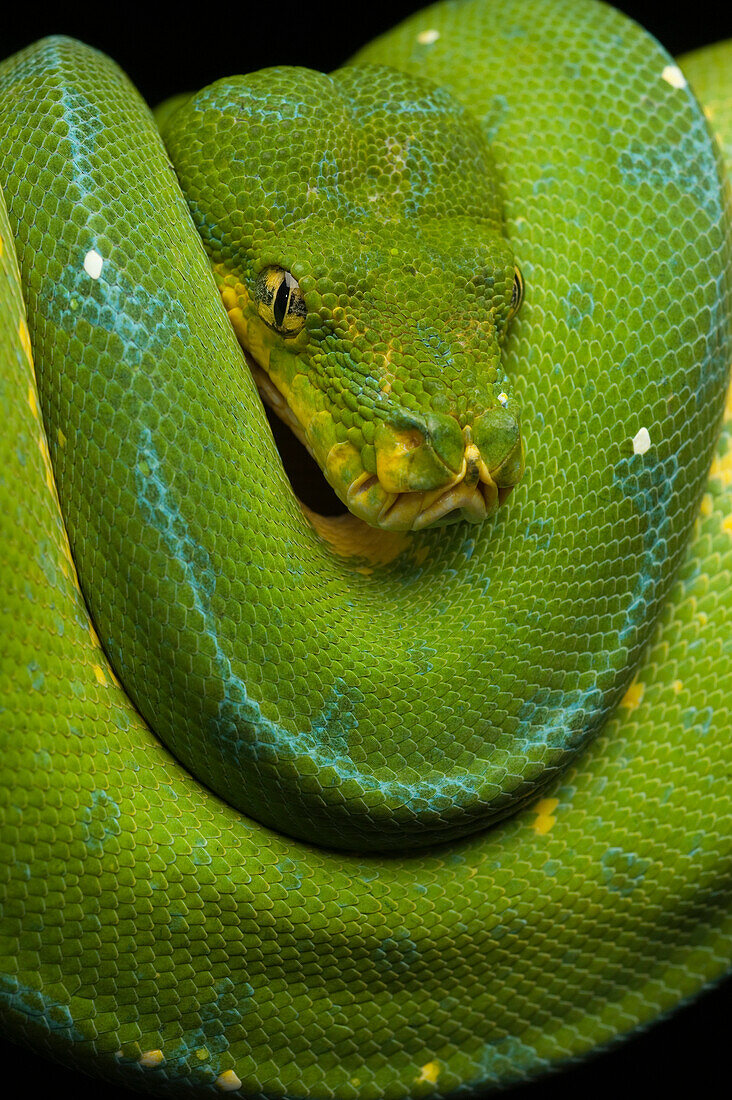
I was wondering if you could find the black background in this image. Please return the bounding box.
[1,0,731,1097]
[3,0,732,108]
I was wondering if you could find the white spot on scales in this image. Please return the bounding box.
[632,427,651,455]
[417,28,440,45]
[83,249,104,279]
[661,64,687,90]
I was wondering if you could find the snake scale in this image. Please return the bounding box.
[1,0,730,1095]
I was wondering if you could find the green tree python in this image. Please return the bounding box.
[1,0,730,1094]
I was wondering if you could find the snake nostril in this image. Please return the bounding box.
[401,429,426,452]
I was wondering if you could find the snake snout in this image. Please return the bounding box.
[353,407,524,531]
[373,412,464,494]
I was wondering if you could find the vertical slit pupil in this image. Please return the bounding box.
[274,279,290,328]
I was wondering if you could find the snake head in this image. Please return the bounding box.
[163,65,524,531]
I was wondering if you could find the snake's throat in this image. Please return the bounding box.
[247,356,517,531]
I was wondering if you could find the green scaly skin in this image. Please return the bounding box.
[0,0,730,1096]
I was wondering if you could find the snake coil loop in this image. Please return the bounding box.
[0,1,730,1097]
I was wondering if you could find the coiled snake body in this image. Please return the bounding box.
[0,0,730,1095]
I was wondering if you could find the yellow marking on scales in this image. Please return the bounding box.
[58,527,82,589]
[20,314,59,493]
[138,1049,164,1067]
[415,1061,440,1084]
[91,644,122,690]
[27,382,39,420]
[722,515,732,537]
[27,390,56,493]
[18,317,32,365]
[620,679,645,711]
[709,445,732,490]
[531,797,559,835]
[216,1069,242,1091]
[672,679,683,695]
[416,28,440,46]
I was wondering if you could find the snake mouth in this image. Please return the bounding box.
[247,357,516,532]
[344,460,508,532]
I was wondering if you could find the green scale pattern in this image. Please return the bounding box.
[0,0,730,1096]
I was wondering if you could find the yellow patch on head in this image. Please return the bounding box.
[213,265,281,377]
[531,796,559,835]
[620,679,644,711]
[219,285,239,311]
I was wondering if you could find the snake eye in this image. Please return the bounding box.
[254,267,307,336]
[507,266,524,322]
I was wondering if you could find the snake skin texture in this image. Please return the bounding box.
[0,0,730,1096]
